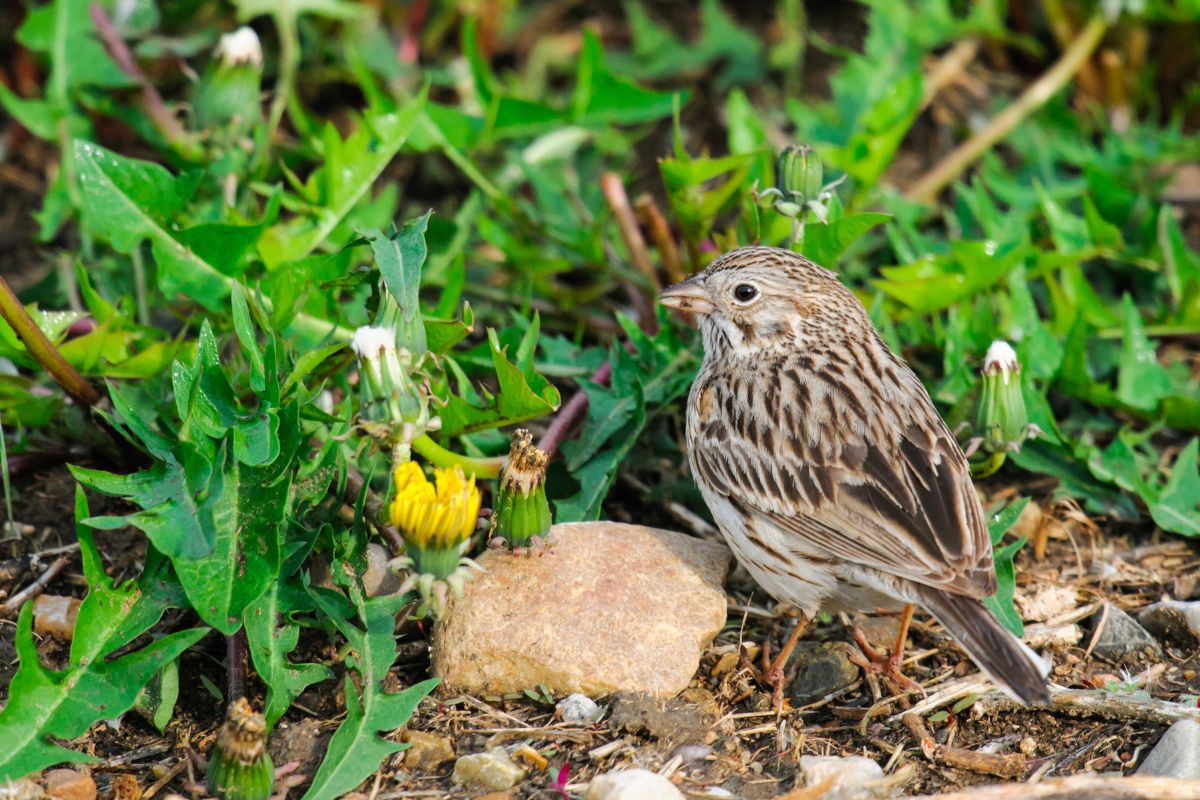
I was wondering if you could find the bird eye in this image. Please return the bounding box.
[733,284,758,303]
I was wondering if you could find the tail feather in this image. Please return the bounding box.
[915,586,1051,706]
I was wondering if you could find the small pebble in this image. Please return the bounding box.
[452,748,524,791]
[42,769,96,800]
[798,755,883,793]
[32,594,81,640]
[585,768,685,799]
[557,693,603,724]
[1137,719,1200,779]
[670,743,714,765]
[401,729,454,772]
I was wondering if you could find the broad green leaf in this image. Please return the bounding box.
[303,584,437,800]
[981,497,1029,636]
[555,391,647,522]
[874,242,1022,315]
[74,141,234,311]
[1116,294,1171,412]
[802,212,889,266]
[363,213,430,352]
[612,0,763,90]
[1159,204,1200,306]
[72,313,306,635]
[572,30,684,126]
[1147,439,1200,537]
[0,489,207,780]
[0,85,58,139]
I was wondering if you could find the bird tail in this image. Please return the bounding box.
[914,585,1051,706]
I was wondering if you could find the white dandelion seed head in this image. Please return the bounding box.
[350,325,397,360]
[983,340,1020,376]
[215,27,263,67]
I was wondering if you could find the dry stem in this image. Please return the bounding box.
[0,274,101,408]
[635,194,685,284]
[908,775,1200,800]
[905,15,1107,204]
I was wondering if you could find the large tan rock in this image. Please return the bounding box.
[432,522,732,698]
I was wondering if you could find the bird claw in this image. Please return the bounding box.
[848,633,925,698]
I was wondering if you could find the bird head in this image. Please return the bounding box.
[659,246,859,358]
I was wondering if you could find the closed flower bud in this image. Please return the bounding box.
[778,145,823,209]
[215,27,263,68]
[492,429,551,548]
[206,698,273,800]
[194,27,263,134]
[351,326,436,457]
[975,340,1030,453]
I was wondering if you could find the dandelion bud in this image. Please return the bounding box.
[351,326,435,456]
[215,27,264,68]
[194,27,263,135]
[206,698,273,800]
[492,429,551,548]
[778,145,823,210]
[975,340,1030,453]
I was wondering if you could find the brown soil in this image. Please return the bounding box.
[2,468,1198,798]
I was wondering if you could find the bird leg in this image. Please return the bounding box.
[847,603,924,696]
[741,615,811,714]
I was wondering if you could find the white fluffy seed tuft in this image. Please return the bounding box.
[350,325,397,359]
[215,26,263,67]
[983,340,1019,375]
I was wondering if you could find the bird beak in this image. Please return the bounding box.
[659,275,716,315]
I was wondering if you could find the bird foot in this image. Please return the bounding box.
[738,645,792,715]
[848,625,925,697]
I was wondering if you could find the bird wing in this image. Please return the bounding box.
[689,354,995,599]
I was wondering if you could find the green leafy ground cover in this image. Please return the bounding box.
[0,0,1198,793]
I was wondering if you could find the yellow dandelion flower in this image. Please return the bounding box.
[389,462,480,554]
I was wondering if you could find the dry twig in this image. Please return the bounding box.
[902,712,1027,778]
[0,555,70,616]
[905,16,1107,203]
[909,775,1200,800]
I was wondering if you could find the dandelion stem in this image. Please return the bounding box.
[411,435,503,478]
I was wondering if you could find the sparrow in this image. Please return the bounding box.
[659,246,1050,710]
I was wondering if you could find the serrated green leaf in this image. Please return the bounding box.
[72,309,306,635]
[259,98,425,267]
[981,497,1029,636]
[572,30,685,126]
[303,583,437,800]
[438,328,560,437]
[802,212,889,266]
[245,579,333,728]
[0,489,207,780]
[74,140,234,311]
[1116,294,1172,412]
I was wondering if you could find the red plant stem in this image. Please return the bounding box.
[0,274,100,408]
[89,4,191,150]
[226,630,247,702]
[538,360,612,458]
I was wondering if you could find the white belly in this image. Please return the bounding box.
[699,484,835,616]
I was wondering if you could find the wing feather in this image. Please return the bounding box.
[688,348,994,599]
